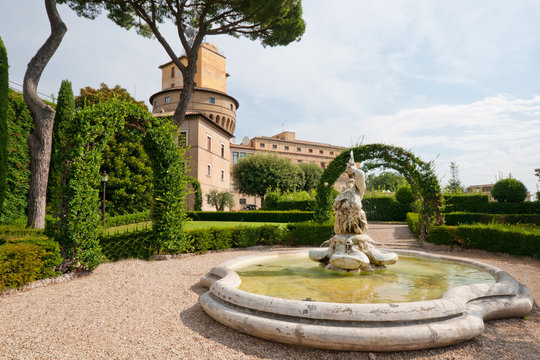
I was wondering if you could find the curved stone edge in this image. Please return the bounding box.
[200,292,485,352]
[198,249,534,351]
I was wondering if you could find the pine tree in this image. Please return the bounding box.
[445,161,463,194]
[47,79,75,215]
[0,37,8,217]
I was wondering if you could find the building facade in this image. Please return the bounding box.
[150,43,345,211]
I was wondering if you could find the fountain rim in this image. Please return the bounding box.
[201,249,523,322]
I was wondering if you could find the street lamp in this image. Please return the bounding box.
[101,171,108,228]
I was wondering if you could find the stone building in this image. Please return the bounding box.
[150,43,345,211]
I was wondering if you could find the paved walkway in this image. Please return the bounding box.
[0,224,539,360]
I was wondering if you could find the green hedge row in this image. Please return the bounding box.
[443,194,540,214]
[363,197,412,221]
[406,212,420,238]
[263,199,316,211]
[0,233,62,291]
[445,212,540,226]
[186,211,315,223]
[99,222,335,261]
[105,210,151,228]
[406,212,540,258]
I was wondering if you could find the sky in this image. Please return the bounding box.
[1,0,539,195]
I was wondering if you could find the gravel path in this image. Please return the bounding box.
[1,224,539,360]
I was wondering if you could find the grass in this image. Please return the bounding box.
[103,221,286,236]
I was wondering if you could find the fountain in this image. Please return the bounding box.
[309,151,398,271]
[199,154,533,351]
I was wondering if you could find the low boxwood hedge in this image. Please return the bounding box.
[445,212,540,226]
[186,211,315,223]
[443,195,540,214]
[363,197,411,221]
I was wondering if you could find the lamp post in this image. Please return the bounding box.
[101,171,108,228]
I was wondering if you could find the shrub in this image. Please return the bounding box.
[187,210,314,223]
[100,229,156,261]
[395,185,414,204]
[443,194,489,213]
[481,201,540,214]
[491,178,528,202]
[284,222,334,246]
[363,197,411,221]
[406,212,420,238]
[444,212,540,226]
[105,210,151,228]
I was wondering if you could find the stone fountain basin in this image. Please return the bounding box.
[199,249,533,351]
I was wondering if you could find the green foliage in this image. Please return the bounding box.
[298,163,323,191]
[105,210,151,228]
[363,197,411,221]
[187,210,314,223]
[444,212,540,226]
[426,224,540,258]
[444,161,463,194]
[206,190,234,211]
[0,37,8,219]
[100,228,155,261]
[315,144,442,241]
[47,80,75,215]
[406,212,420,238]
[144,116,189,254]
[395,185,414,204]
[188,176,203,211]
[75,83,152,215]
[443,194,489,212]
[284,222,334,246]
[366,171,407,191]
[491,178,528,202]
[232,153,301,201]
[0,90,33,223]
[482,201,540,214]
[0,228,62,291]
[60,1,306,47]
[263,189,316,210]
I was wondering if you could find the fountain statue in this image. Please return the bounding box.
[309,151,398,271]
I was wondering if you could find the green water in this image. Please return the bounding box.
[237,256,495,303]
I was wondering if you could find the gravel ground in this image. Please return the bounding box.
[1,224,539,360]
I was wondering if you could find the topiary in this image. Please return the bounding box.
[491,178,527,203]
[395,185,414,204]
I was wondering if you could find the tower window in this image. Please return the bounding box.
[165,97,170,104]
[230,104,234,110]
[284,146,289,151]
[319,150,324,154]
[221,170,225,181]
[209,97,215,104]
[260,143,265,148]
[171,67,175,78]
[207,134,212,151]
[220,143,225,158]
[308,149,313,153]
[272,144,277,149]
[297,147,301,152]
[207,164,211,177]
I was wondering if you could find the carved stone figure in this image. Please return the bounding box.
[309,151,398,271]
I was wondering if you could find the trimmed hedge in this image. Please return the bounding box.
[406,212,420,238]
[428,224,540,258]
[105,210,151,228]
[186,211,315,223]
[284,222,334,246]
[0,233,62,291]
[100,229,156,261]
[443,194,540,214]
[263,199,316,211]
[445,212,540,226]
[363,197,411,221]
[443,195,489,213]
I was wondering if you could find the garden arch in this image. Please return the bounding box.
[315,144,442,241]
[55,99,188,270]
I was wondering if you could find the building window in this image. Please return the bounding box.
[230,104,234,110]
[233,151,239,164]
[171,67,175,77]
[239,198,247,205]
[321,162,326,168]
[207,164,211,177]
[297,160,302,163]
[308,149,313,153]
[220,143,225,158]
[319,150,324,154]
[209,97,215,104]
[284,146,289,151]
[272,144,277,149]
[330,151,334,155]
[297,147,301,152]
[221,169,225,181]
[165,97,170,104]
[207,134,212,151]
[239,152,246,159]
[260,143,265,148]
[178,131,188,146]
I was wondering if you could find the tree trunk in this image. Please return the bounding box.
[172,48,199,126]
[24,0,67,228]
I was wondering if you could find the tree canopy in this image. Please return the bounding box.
[298,162,322,191]
[59,0,305,124]
[232,153,300,202]
[444,161,463,194]
[366,171,407,192]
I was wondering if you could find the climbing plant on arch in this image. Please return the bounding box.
[55,99,188,271]
[314,144,442,241]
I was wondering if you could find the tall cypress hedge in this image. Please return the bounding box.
[0,37,8,218]
[47,80,75,215]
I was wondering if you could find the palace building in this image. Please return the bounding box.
[149,43,345,210]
